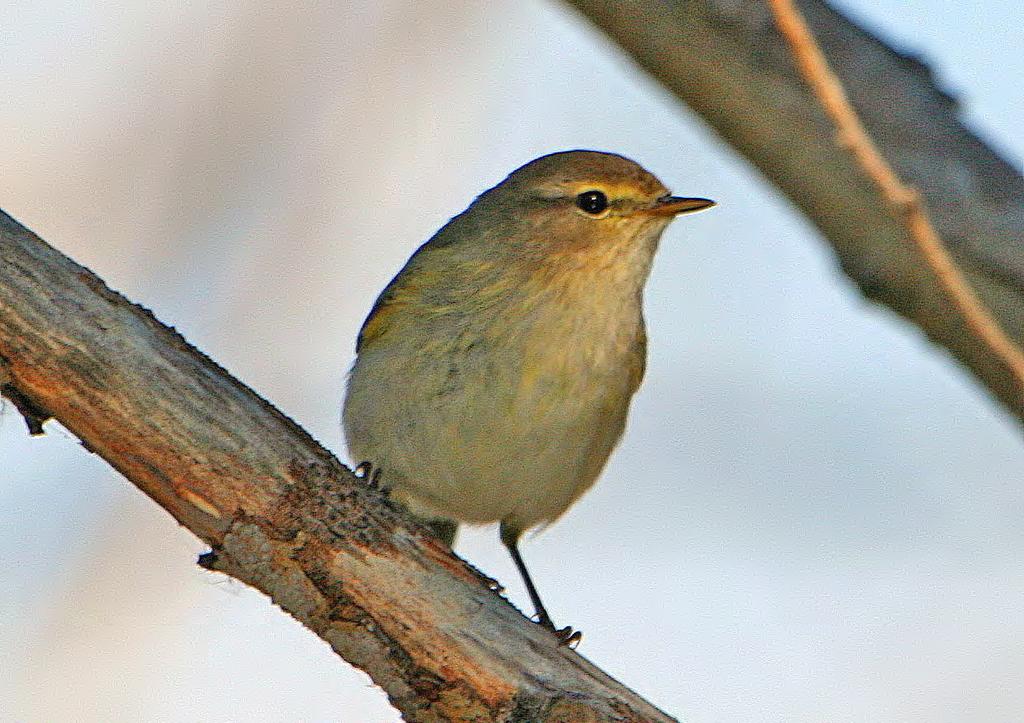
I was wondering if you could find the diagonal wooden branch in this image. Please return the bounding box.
[565,0,1024,425]
[0,209,674,723]
[765,0,1024,400]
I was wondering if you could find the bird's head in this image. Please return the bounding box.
[472,150,715,256]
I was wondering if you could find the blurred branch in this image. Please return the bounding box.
[566,0,1024,423]
[764,0,1024,392]
[0,210,674,723]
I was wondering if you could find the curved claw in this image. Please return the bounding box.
[533,616,582,647]
[555,626,582,648]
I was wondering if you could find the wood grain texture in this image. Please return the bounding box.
[0,209,675,722]
[566,0,1024,421]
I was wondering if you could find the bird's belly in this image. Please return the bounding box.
[398,371,629,527]
[347,335,637,530]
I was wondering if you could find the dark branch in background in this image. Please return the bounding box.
[0,209,674,723]
[764,0,1024,396]
[566,0,1024,423]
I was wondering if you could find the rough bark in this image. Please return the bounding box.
[0,209,674,722]
[565,0,1024,421]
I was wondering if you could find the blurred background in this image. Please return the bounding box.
[2,1,1023,721]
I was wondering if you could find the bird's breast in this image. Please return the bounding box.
[493,267,647,407]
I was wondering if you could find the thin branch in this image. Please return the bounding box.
[0,209,675,723]
[765,0,1024,401]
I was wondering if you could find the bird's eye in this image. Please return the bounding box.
[575,190,609,215]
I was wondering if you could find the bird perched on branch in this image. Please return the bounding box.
[344,150,714,642]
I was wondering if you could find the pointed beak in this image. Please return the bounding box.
[643,196,716,217]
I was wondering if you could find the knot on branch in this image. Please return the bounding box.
[0,367,52,435]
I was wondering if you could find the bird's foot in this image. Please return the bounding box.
[554,626,582,648]
[534,614,582,648]
[353,461,386,491]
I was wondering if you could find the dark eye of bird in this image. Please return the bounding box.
[575,190,609,215]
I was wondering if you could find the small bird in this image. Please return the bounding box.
[344,150,713,640]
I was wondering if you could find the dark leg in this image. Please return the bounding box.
[499,521,555,629]
[500,521,580,645]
